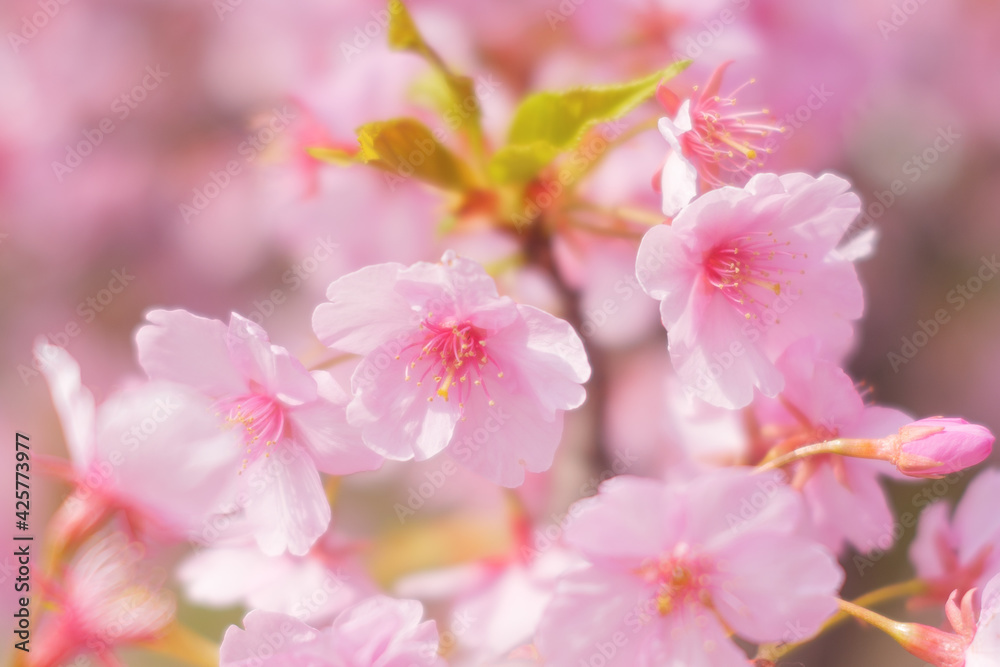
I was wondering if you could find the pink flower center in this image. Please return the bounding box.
[218,393,286,472]
[703,231,806,320]
[682,81,784,187]
[637,549,715,616]
[399,318,502,412]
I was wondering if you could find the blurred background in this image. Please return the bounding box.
[2,0,999,665]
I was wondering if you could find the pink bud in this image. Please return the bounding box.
[894,622,968,666]
[884,417,994,478]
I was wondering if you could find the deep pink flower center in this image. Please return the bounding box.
[703,231,806,320]
[218,393,286,472]
[637,551,715,616]
[682,81,784,186]
[400,318,502,412]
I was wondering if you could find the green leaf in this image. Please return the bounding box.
[354,118,476,191]
[387,1,482,141]
[387,0,427,54]
[488,143,560,184]
[508,61,690,149]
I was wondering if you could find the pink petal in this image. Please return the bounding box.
[647,607,749,667]
[635,223,699,327]
[36,340,96,467]
[136,309,246,398]
[685,468,802,550]
[965,573,1000,666]
[954,468,1000,567]
[535,567,655,667]
[242,447,331,556]
[226,313,317,405]
[289,371,383,475]
[332,596,444,667]
[709,533,842,643]
[220,610,324,667]
[448,377,565,487]
[909,500,954,581]
[563,476,682,566]
[669,290,784,408]
[800,459,895,555]
[94,382,244,538]
[347,352,462,461]
[487,304,590,417]
[312,262,415,355]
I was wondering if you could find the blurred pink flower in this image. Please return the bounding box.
[910,468,1000,604]
[219,596,445,667]
[37,341,243,545]
[312,251,591,487]
[136,309,382,555]
[636,171,864,408]
[396,548,579,666]
[178,533,377,626]
[535,471,843,666]
[30,533,174,667]
[657,61,785,215]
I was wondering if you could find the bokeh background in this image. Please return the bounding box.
[2,0,999,665]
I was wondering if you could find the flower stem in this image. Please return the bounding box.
[756,578,928,661]
[753,438,885,474]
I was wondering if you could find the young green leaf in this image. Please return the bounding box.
[354,118,476,191]
[506,60,691,150]
[488,61,692,184]
[389,0,482,150]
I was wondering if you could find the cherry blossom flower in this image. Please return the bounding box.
[910,468,1000,604]
[136,309,382,555]
[30,533,175,667]
[312,250,591,487]
[670,338,913,555]
[656,61,786,216]
[219,596,445,666]
[535,471,844,666]
[37,341,244,545]
[636,171,865,408]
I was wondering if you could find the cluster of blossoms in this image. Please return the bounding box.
[23,3,1000,667]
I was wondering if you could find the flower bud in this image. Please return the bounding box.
[882,417,993,478]
[892,622,967,666]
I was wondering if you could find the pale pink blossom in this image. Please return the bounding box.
[535,471,843,666]
[666,338,912,555]
[37,341,244,544]
[136,309,382,555]
[750,338,913,555]
[657,61,785,216]
[636,171,864,408]
[177,533,377,626]
[395,548,578,666]
[910,468,1000,604]
[312,251,591,487]
[219,596,445,667]
[30,533,174,667]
